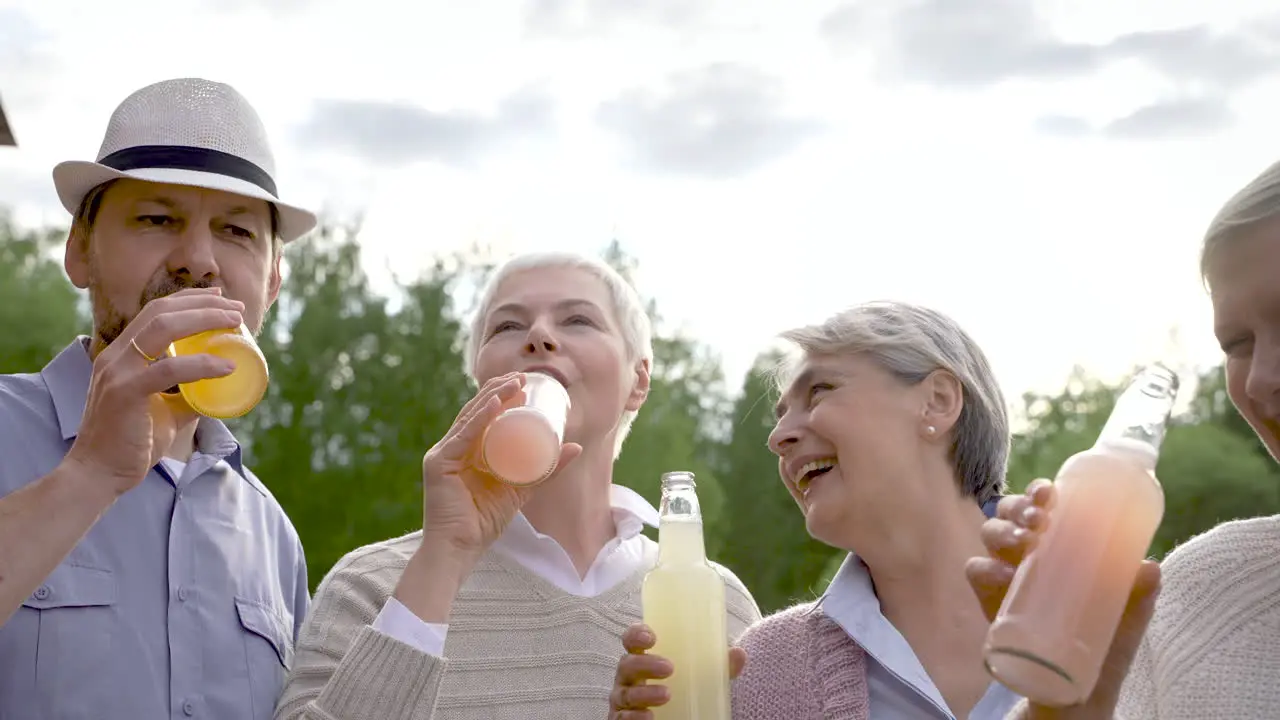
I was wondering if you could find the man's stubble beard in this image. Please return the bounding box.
[90,266,266,351]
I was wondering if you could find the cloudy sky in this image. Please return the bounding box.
[3,0,1279,410]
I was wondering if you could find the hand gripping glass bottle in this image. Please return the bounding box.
[479,372,571,487]
[642,471,731,720]
[983,364,1179,706]
[167,324,270,419]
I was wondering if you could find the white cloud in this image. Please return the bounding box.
[524,0,709,37]
[823,0,1280,91]
[296,88,557,168]
[596,63,824,178]
[822,0,1280,139]
[0,0,1273,410]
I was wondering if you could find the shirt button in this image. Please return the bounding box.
[183,699,196,716]
[177,586,189,602]
[33,586,50,600]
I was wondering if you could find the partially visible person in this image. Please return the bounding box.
[0,78,316,719]
[611,301,1022,720]
[967,158,1280,720]
[275,252,761,720]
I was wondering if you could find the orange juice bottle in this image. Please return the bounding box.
[167,324,270,419]
[983,364,1178,706]
[642,471,731,720]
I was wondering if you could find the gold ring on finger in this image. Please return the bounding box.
[131,338,160,364]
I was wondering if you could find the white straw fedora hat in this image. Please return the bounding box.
[52,78,317,243]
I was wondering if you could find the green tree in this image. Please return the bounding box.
[1152,422,1280,556]
[714,352,840,613]
[1005,365,1280,560]
[813,551,847,595]
[0,213,86,371]
[1005,366,1118,492]
[1187,365,1269,458]
[614,331,733,552]
[609,266,742,550]
[237,222,476,586]
[592,240,733,554]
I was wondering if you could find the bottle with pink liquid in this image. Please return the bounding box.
[983,363,1178,707]
[480,372,571,487]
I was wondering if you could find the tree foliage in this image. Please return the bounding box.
[0,213,87,373]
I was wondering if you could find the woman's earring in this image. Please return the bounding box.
[926,425,936,436]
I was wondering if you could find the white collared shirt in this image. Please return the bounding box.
[821,554,1024,720]
[371,484,660,657]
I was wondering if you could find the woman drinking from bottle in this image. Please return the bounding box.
[611,300,1023,719]
[275,252,761,720]
[967,161,1280,720]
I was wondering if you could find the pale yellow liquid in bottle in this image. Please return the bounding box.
[984,441,1165,707]
[642,518,731,720]
[481,408,560,486]
[168,328,269,419]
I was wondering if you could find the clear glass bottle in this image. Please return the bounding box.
[642,471,731,720]
[480,372,570,486]
[984,364,1178,706]
[168,324,269,419]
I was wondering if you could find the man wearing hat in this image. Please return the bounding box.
[0,78,316,720]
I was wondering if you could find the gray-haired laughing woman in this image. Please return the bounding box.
[611,300,1022,720]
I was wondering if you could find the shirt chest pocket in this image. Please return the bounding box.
[235,595,294,719]
[21,563,118,717]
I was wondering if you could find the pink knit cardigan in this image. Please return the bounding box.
[732,601,870,720]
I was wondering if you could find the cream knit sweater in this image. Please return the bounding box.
[1005,514,1280,719]
[274,531,761,720]
[1115,514,1280,719]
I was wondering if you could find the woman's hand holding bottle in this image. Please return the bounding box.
[966,480,1162,720]
[395,372,582,623]
[608,623,747,719]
